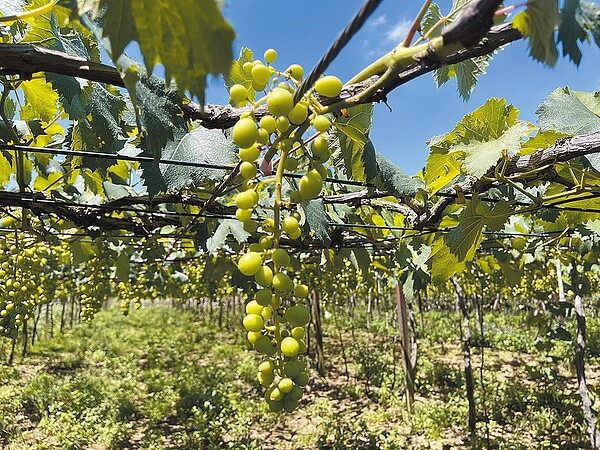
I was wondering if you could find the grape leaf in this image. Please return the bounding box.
[223,47,256,103]
[302,199,331,246]
[454,55,491,101]
[371,147,424,196]
[512,0,560,66]
[446,194,513,261]
[421,3,443,38]
[20,78,59,123]
[536,87,600,135]
[558,0,587,64]
[424,149,463,194]
[206,219,250,254]
[462,121,532,177]
[428,236,466,284]
[141,126,237,197]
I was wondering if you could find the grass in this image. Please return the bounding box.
[0,305,597,449]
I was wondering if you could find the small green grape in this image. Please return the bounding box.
[230,84,248,103]
[233,118,258,148]
[254,335,277,355]
[288,103,308,125]
[261,305,273,320]
[238,251,262,276]
[239,145,261,162]
[255,288,273,306]
[243,314,264,332]
[299,170,323,200]
[258,359,275,373]
[273,272,293,293]
[281,336,300,357]
[283,397,299,412]
[293,284,309,298]
[291,327,305,340]
[312,115,331,132]
[286,64,304,80]
[284,157,299,171]
[255,265,274,287]
[258,371,275,387]
[278,378,294,393]
[252,64,272,85]
[267,88,294,117]
[282,216,300,235]
[293,371,309,386]
[315,75,343,97]
[272,248,291,267]
[235,191,256,210]
[264,48,277,64]
[239,161,257,179]
[245,300,263,315]
[276,116,290,132]
[259,115,277,133]
[284,304,310,327]
[311,136,330,161]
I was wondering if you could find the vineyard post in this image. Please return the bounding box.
[451,277,477,436]
[571,264,600,449]
[395,282,414,413]
[310,289,325,377]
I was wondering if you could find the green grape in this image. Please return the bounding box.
[243,313,264,332]
[258,359,275,373]
[278,377,294,393]
[230,84,248,103]
[239,161,257,180]
[270,387,284,402]
[255,265,274,287]
[235,190,256,210]
[235,208,251,224]
[239,144,261,162]
[281,336,300,357]
[291,326,305,340]
[258,371,275,386]
[276,116,290,132]
[284,304,310,327]
[311,136,330,161]
[268,399,284,413]
[315,75,343,97]
[259,235,273,249]
[288,385,303,401]
[254,335,277,355]
[287,228,302,240]
[286,64,304,80]
[264,48,277,64]
[293,371,309,386]
[288,103,308,125]
[257,128,270,144]
[246,300,264,315]
[252,81,267,92]
[259,115,277,133]
[262,218,275,232]
[299,169,323,200]
[252,64,272,84]
[283,360,301,377]
[267,88,294,117]
[255,288,273,306]
[261,305,273,320]
[272,248,291,267]
[314,163,328,180]
[238,251,262,276]
[242,62,254,74]
[281,216,300,235]
[278,139,293,152]
[312,115,331,132]
[273,272,293,293]
[294,284,309,298]
[244,220,260,233]
[289,190,303,204]
[284,156,299,171]
[248,243,264,252]
[233,118,258,148]
[283,397,299,412]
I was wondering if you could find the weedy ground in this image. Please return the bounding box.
[0,305,597,449]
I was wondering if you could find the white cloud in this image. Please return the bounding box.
[386,19,412,43]
[368,14,387,28]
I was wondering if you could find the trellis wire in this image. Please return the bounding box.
[292,0,383,104]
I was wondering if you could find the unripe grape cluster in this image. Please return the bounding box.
[229,48,343,411]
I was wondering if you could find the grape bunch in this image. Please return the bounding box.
[229,48,343,412]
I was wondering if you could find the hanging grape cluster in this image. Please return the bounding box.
[229,49,343,412]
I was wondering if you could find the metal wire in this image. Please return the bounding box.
[292,0,383,104]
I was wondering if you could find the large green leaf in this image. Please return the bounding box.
[512,0,560,66]
[536,87,600,135]
[558,0,588,64]
[428,236,465,284]
[87,0,234,104]
[371,147,424,196]
[141,126,238,197]
[223,48,256,103]
[302,199,330,246]
[446,194,513,261]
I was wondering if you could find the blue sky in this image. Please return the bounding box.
[205,0,600,175]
